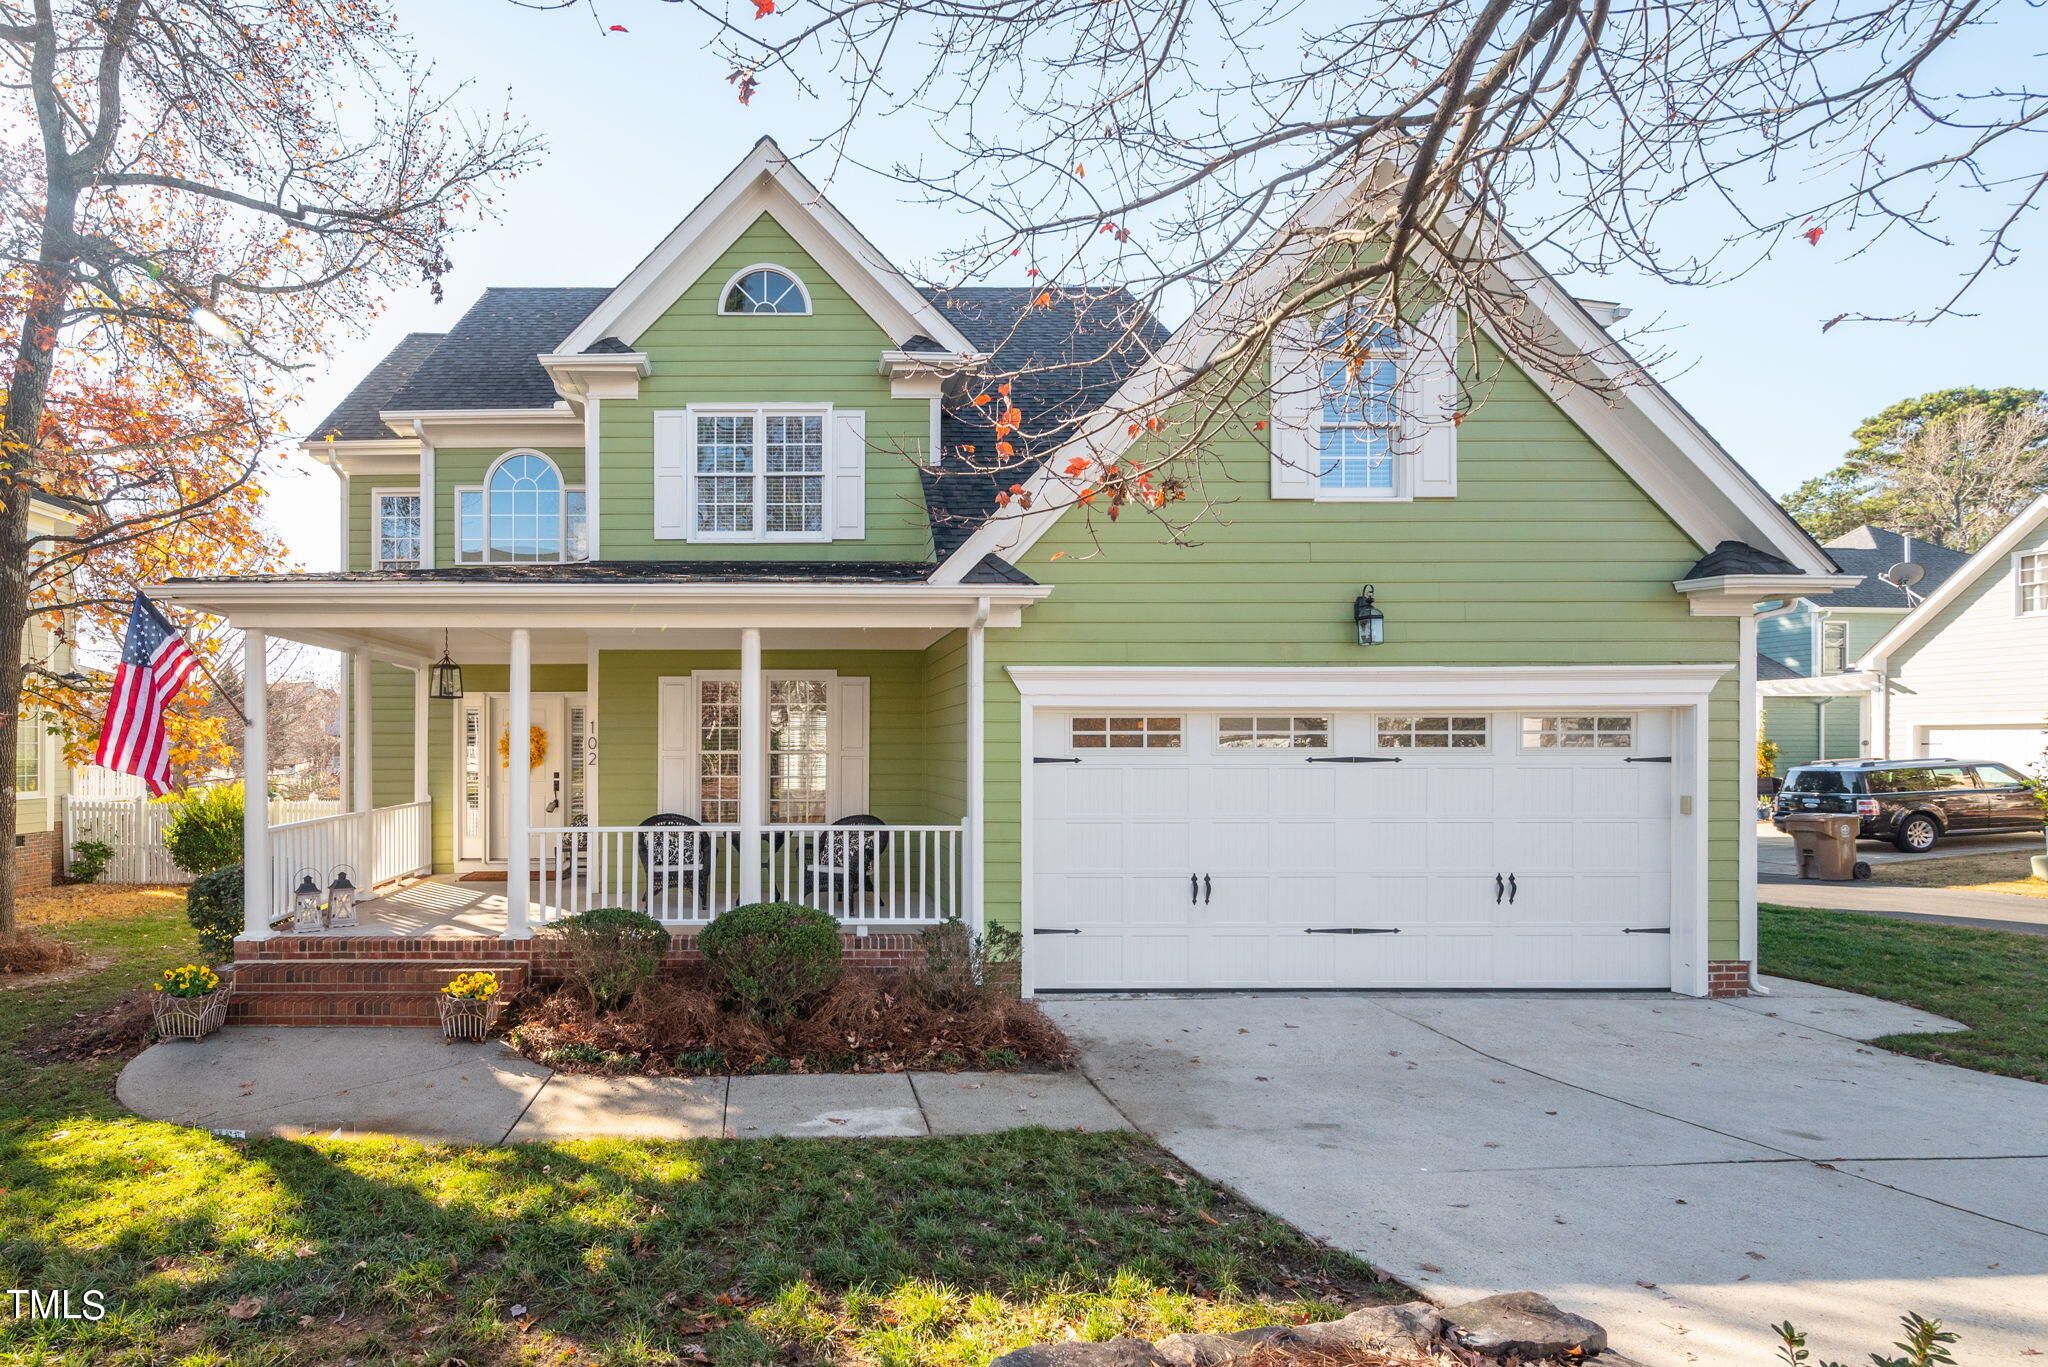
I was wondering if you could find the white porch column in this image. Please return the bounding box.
[738,626,764,904]
[966,598,988,932]
[240,630,271,941]
[505,628,533,939]
[351,652,372,812]
[412,664,430,804]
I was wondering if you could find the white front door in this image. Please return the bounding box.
[489,695,570,861]
[1030,708,1676,990]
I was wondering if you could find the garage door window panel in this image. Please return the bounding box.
[1377,715,1488,749]
[1522,715,1634,750]
[1217,715,1330,749]
[1071,715,1182,750]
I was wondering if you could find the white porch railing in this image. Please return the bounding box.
[531,822,966,926]
[267,800,432,917]
[64,795,344,885]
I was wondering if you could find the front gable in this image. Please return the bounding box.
[595,211,940,561]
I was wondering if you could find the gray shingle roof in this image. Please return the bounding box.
[166,561,950,586]
[1756,652,1803,682]
[1816,526,1971,608]
[919,287,1167,560]
[307,332,445,441]
[383,287,611,412]
[1684,540,1806,579]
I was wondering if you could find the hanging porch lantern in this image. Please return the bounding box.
[428,629,464,700]
[1353,584,1385,646]
[292,871,325,932]
[325,867,359,929]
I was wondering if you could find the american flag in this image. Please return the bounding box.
[93,592,201,796]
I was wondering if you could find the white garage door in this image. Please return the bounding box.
[1922,727,2048,774]
[1031,708,1675,990]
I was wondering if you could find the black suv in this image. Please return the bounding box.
[1772,758,2044,852]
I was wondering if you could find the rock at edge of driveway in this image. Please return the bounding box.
[1284,1301,1445,1356]
[991,1339,1168,1367]
[1441,1291,1608,1358]
[1153,1325,1289,1366]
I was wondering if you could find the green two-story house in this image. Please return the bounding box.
[157,139,1852,1002]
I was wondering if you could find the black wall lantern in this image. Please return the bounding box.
[428,629,464,700]
[1353,584,1385,646]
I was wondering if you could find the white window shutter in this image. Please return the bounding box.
[833,676,870,816]
[1268,321,1319,499]
[830,409,867,540]
[656,677,693,813]
[653,413,688,539]
[1407,305,1459,499]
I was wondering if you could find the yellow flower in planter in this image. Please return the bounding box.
[443,971,500,1001]
[154,964,220,998]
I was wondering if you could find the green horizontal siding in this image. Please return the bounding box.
[979,330,1745,961]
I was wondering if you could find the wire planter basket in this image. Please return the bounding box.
[152,984,232,1041]
[438,992,501,1041]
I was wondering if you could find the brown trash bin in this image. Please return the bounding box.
[1784,813,1868,881]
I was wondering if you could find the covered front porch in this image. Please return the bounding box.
[153,568,1042,943]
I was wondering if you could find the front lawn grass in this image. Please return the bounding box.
[1760,903,2048,1084]
[0,889,1389,1366]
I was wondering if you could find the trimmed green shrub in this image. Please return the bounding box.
[161,783,245,875]
[548,906,671,1008]
[66,839,114,884]
[698,901,843,1023]
[912,916,1023,1008]
[185,866,244,962]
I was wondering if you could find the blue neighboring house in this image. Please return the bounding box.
[1757,526,1969,774]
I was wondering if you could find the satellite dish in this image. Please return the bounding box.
[1882,561,1926,588]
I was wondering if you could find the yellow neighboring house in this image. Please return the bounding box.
[15,491,85,890]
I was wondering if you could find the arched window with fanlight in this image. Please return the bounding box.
[719,265,811,315]
[454,451,589,563]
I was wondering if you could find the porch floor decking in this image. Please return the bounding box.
[316,876,525,938]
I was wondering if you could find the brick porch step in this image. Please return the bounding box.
[226,955,528,1029]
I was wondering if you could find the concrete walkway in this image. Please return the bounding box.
[1763,878,2048,936]
[116,1028,1127,1143]
[1048,980,2048,1367]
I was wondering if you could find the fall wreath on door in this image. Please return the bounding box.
[498,724,547,769]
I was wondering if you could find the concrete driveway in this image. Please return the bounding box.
[1047,982,2048,1367]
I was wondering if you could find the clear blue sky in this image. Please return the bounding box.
[267,0,2046,569]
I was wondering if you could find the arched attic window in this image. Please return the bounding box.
[455,450,588,563]
[720,266,811,315]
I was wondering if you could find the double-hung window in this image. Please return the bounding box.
[695,411,825,537]
[373,490,422,569]
[15,714,42,796]
[454,451,588,564]
[654,405,863,543]
[1820,620,1849,673]
[1269,305,1458,502]
[2018,552,2048,615]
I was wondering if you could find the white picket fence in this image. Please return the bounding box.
[265,800,432,918]
[63,795,344,885]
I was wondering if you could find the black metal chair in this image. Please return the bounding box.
[802,814,891,912]
[636,813,722,908]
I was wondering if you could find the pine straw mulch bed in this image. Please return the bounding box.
[13,987,156,1066]
[507,965,1076,1077]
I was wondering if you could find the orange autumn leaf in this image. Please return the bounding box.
[998,382,1012,396]
[1031,292,1052,308]
[1063,456,1089,475]
[997,440,1016,456]
[754,0,775,16]
[970,394,992,406]
[1049,551,1068,560]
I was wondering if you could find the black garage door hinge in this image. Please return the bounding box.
[1034,756,1082,764]
[1033,927,1081,935]
[1304,927,1401,934]
[1306,755,1402,764]
[1623,926,1671,934]
[1625,756,1674,763]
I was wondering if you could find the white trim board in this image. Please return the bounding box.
[558,138,976,358]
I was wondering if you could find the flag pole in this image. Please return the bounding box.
[158,599,251,727]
